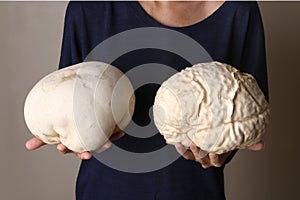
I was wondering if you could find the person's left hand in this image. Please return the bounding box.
[174,141,265,168]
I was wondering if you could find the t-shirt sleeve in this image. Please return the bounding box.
[225,2,268,165]
[239,2,269,101]
[58,2,83,69]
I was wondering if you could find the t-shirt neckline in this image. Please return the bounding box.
[129,1,228,29]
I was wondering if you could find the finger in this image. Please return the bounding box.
[199,155,212,169]
[190,143,201,161]
[209,153,222,167]
[94,141,112,154]
[182,150,196,160]
[57,143,72,154]
[173,143,195,160]
[247,141,265,151]
[110,131,125,141]
[25,138,46,150]
[174,143,188,155]
[77,152,92,160]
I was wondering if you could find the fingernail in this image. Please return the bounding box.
[103,143,111,149]
[25,142,31,150]
[57,145,62,151]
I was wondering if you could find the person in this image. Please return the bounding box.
[26,1,268,199]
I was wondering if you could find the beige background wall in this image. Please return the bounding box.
[0,2,299,200]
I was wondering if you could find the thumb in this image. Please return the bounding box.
[247,141,265,151]
[25,137,46,150]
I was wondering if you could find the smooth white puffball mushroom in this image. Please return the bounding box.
[153,62,270,154]
[24,61,135,153]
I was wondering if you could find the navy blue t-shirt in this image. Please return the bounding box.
[59,1,268,200]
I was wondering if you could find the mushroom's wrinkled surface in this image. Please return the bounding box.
[24,61,135,153]
[153,62,270,154]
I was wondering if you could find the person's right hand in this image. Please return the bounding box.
[25,131,125,160]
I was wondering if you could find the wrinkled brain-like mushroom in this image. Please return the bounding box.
[153,61,270,154]
[24,61,135,153]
